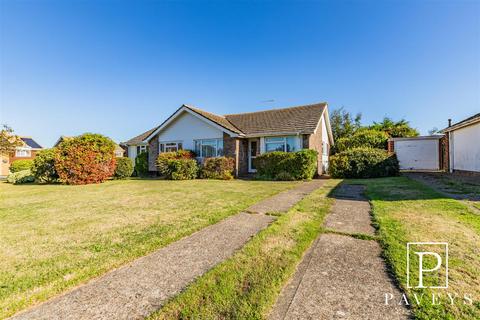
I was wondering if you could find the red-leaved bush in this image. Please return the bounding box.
[54,133,116,185]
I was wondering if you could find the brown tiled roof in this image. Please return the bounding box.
[123,127,158,145]
[141,102,328,142]
[225,102,327,136]
[184,105,243,134]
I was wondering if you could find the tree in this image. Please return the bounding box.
[330,107,362,154]
[54,133,116,184]
[335,129,389,153]
[369,117,419,138]
[0,125,24,156]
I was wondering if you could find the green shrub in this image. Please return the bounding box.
[114,157,134,179]
[10,159,33,173]
[335,129,389,153]
[31,149,59,183]
[164,159,198,180]
[134,151,149,177]
[274,171,295,181]
[329,147,399,178]
[254,149,318,180]
[6,169,35,184]
[156,150,196,178]
[200,157,235,180]
[54,133,116,185]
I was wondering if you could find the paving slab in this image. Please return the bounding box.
[271,234,410,320]
[324,184,375,235]
[270,183,410,320]
[11,180,325,320]
[246,180,325,214]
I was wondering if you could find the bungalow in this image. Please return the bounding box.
[121,127,157,162]
[441,113,480,174]
[139,102,333,176]
[0,137,43,176]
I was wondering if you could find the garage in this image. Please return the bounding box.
[390,136,443,171]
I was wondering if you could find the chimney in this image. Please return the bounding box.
[448,119,452,127]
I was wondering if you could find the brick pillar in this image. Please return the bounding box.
[223,133,239,176]
[439,135,449,171]
[387,140,395,153]
[148,135,159,171]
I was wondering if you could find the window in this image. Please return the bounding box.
[136,145,147,154]
[159,141,182,153]
[265,136,297,153]
[194,139,223,157]
[15,149,31,157]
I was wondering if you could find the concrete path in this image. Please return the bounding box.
[11,180,324,320]
[270,183,410,320]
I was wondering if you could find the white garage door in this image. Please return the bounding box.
[395,139,439,170]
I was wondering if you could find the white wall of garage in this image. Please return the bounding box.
[449,123,480,172]
[393,137,441,170]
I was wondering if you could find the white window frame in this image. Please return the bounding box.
[194,138,224,158]
[136,145,147,154]
[15,148,31,157]
[159,141,183,153]
[264,136,298,153]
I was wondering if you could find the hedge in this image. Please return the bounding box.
[10,159,33,173]
[134,151,149,177]
[7,169,35,184]
[254,149,318,180]
[31,149,59,183]
[335,129,389,153]
[156,150,198,180]
[54,133,116,185]
[329,147,399,178]
[114,157,134,179]
[200,157,235,180]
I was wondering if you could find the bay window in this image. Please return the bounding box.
[159,141,182,153]
[265,136,298,152]
[194,139,223,157]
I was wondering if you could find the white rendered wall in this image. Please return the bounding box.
[157,111,224,150]
[321,115,329,172]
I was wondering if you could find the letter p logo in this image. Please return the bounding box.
[407,242,448,289]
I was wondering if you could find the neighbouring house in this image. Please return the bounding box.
[441,113,480,174]
[0,137,43,176]
[387,135,446,171]
[120,127,157,162]
[140,102,334,176]
[54,135,126,158]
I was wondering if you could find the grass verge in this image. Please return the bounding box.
[359,177,480,320]
[0,179,297,318]
[148,179,341,320]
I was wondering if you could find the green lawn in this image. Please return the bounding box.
[149,180,340,320]
[359,177,480,320]
[0,179,297,319]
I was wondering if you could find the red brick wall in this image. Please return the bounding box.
[148,135,159,171]
[306,131,324,175]
[223,133,249,177]
[439,135,449,171]
[387,140,395,153]
[9,150,38,163]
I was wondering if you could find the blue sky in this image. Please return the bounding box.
[1,0,479,147]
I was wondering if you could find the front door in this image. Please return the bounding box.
[248,140,257,173]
